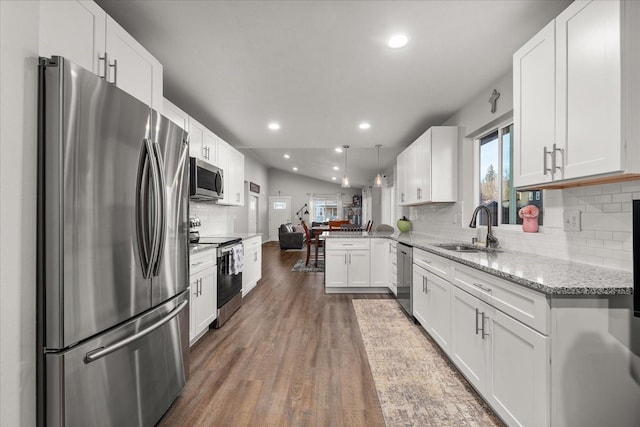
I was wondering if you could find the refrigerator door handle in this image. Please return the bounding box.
[136,140,154,279]
[146,139,163,278]
[84,299,188,364]
[151,142,166,277]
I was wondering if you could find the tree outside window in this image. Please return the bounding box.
[478,124,543,226]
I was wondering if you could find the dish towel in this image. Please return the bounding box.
[228,245,244,275]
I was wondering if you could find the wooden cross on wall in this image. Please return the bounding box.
[489,89,500,113]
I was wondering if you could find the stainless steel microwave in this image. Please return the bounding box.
[189,157,223,200]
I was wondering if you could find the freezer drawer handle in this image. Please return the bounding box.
[84,299,188,364]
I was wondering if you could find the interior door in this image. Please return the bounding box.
[268,196,291,241]
[248,194,258,234]
[151,111,189,306]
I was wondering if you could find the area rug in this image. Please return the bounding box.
[291,259,324,272]
[352,299,504,427]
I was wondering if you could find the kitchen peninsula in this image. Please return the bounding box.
[323,230,639,427]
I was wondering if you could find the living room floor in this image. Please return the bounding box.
[159,243,391,426]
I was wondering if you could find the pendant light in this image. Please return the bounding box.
[374,144,382,187]
[341,145,350,188]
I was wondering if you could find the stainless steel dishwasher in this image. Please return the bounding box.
[396,243,413,317]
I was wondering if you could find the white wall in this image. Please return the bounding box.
[0,1,39,425]
[407,69,638,272]
[234,151,269,237]
[268,168,361,226]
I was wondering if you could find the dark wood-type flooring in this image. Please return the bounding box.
[159,242,392,427]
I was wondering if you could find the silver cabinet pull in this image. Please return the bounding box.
[401,192,405,203]
[475,308,481,335]
[481,313,490,339]
[422,276,426,293]
[344,253,347,264]
[472,282,492,293]
[349,253,352,264]
[191,261,204,268]
[98,53,108,79]
[543,146,552,175]
[85,299,188,363]
[421,258,432,264]
[425,276,429,293]
[553,143,564,175]
[254,252,258,262]
[109,58,118,85]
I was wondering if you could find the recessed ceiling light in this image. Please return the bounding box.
[332,177,337,181]
[388,33,409,49]
[268,122,280,130]
[292,167,298,171]
[359,122,371,130]
[283,154,290,159]
[333,166,339,171]
[335,147,343,153]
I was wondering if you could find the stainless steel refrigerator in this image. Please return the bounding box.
[37,56,190,426]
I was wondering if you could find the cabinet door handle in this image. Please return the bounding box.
[475,308,481,335]
[543,146,552,175]
[98,53,108,79]
[421,258,432,264]
[344,254,347,264]
[198,278,203,296]
[401,192,405,203]
[349,253,352,264]
[109,58,118,85]
[254,252,258,261]
[191,261,204,268]
[425,276,429,294]
[472,282,491,293]
[481,313,490,339]
[417,187,422,200]
[553,143,564,175]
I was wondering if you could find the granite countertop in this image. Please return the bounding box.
[322,231,633,296]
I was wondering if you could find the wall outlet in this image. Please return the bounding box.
[563,210,581,231]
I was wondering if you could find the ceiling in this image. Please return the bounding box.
[96,0,571,188]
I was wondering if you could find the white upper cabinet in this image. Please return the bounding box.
[513,21,556,188]
[398,126,458,206]
[105,16,163,110]
[514,0,640,189]
[162,98,190,132]
[39,1,106,75]
[39,1,163,111]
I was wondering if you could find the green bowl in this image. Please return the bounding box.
[397,219,412,233]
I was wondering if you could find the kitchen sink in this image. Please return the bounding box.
[433,243,501,253]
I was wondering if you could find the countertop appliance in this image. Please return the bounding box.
[397,243,413,317]
[37,56,190,427]
[192,236,244,328]
[634,199,639,318]
[190,157,223,200]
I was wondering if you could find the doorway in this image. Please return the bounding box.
[248,194,258,234]
[268,196,291,242]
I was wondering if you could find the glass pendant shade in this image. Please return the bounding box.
[341,145,350,188]
[374,144,382,187]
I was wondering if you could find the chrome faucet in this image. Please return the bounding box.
[469,205,499,249]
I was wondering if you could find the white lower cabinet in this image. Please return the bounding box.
[449,285,550,427]
[242,236,262,297]
[412,265,429,327]
[189,249,217,346]
[325,249,369,288]
[389,241,397,295]
[370,238,390,287]
[325,239,371,289]
[424,270,451,353]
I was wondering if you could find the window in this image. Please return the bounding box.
[273,201,287,210]
[477,123,543,226]
[310,196,338,222]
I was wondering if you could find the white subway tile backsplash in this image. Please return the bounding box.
[409,179,638,272]
[612,192,632,203]
[593,194,612,204]
[603,203,622,213]
[584,186,604,195]
[621,181,640,192]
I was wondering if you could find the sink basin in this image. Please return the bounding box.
[433,243,501,253]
